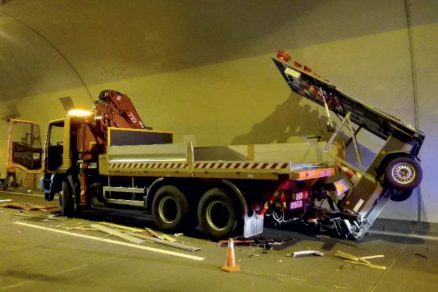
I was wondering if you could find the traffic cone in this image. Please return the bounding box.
[220,238,240,272]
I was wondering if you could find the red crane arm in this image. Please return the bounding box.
[93,90,152,131]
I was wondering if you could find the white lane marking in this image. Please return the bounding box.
[14,222,205,261]
[368,230,438,241]
[0,191,43,198]
[2,280,31,290]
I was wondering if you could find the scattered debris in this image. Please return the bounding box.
[145,227,164,239]
[346,260,387,270]
[248,253,260,258]
[63,225,97,231]
[161,234,177,242]
[66,222,198,252]
[334,251,387,270]
[287,250,325,257]
[218,237,289,251]
[415,253,427,258]
[99,221,145,233]
[0,199,12,203]
[13,212,62,220]
[217,239,254,248]
[98,222,177,242]
[127,231,201,252]
[91,224,145,244]
[252,238,287,250]
[47,213,62,219]
[360,254,384,260]
[1,203,57,212]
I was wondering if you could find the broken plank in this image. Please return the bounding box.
[360,255,384,260]
[345,260,387,270]
[143,227,176,242]
[145,227,164,239]
[63,226,97,231]
[99,221,146,233]
[127,232,201,252]
[91,224,144,244]
[334,251,370,264]
[1,203,56,212]
[161,234,177,242]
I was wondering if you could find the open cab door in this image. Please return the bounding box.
[7,119,43,188]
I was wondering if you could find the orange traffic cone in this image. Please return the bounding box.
[220,238,240,272]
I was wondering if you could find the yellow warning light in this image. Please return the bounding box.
[67,109,92,117]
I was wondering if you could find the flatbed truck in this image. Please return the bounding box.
[42,51,425,240]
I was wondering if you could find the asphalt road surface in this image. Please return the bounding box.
[1,189,437,291]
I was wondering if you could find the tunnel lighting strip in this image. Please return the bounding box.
[14,222,205,261]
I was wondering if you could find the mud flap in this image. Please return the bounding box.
[243,212,264,238]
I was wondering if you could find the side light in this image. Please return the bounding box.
[276,50,291,62]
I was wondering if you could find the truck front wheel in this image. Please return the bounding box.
[152,185,189,231]
[384,157,422,192]
[197,188,237,240]
[60,179,77,217]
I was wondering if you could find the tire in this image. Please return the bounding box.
[151,185,189,231]
[61,179,76,217]
[384,157,422,191]
[390,189,413,202]
[197,188,237,240]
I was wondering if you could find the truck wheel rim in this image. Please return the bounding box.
[206,201,230,231]
[158,196,178,224]
[392,163,415,185]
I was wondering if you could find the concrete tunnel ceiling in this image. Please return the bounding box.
[1,0,436,102]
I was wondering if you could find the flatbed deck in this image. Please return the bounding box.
[100,143,336,181]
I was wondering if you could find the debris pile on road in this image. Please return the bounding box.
[334,250,386,270]
[287,250,325,257]
[89,222,201,252]
[1,202,57,212]
[218,236,292,251]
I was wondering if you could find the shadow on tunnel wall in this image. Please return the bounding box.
[232,94,324,145]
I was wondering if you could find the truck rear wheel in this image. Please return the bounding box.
[197,188,236,240]
[60,179,76,217]
[152,185,189,232]
[384,157,422,191]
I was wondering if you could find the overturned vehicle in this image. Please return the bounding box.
[263,50,425,239]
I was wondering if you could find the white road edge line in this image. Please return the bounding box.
[14,221,205,261]
[368,230,438,241]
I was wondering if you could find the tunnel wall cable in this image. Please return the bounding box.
[404,0,423,223]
